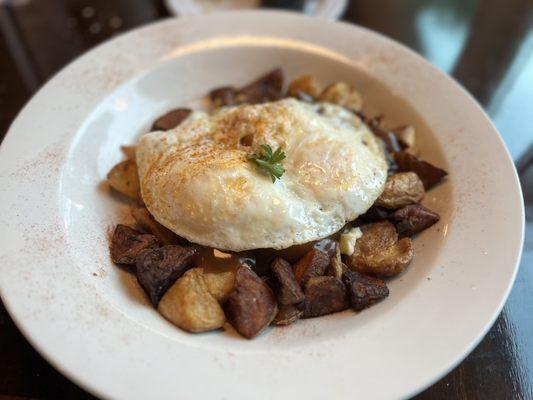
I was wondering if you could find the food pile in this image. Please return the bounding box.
[106,69,446,339]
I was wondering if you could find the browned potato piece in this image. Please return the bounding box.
[202,265,237,303]
[342,270,389,311]
[239,68,284,104]
[107,159,140,200]
[318,82,363,112]
[121,145,136,160]
[375,172,425,210]
[136,245,197,305]
[110,224,159,265]
[131,206,187,246]
[158,268,225,333]
[288,75,320,101]
[210,86,238,107]
[293,248,330,286]
[225,266,278,339]
[394,151,447,190]
[271,258,305,307]
[344,221,414,277]
[273,305,303,326]
[151,108,191,131]
[210,68,284,108]
[390,204,440,236]
[303,276,349,318]
[327,246,347,279]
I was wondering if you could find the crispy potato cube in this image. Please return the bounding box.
[303,276,349,318]
[287,75,320,101]
[344,221,414,277]
[293,248,330,286]
[107,159,140,200]
[239,68,284,104]
[158,268,225,333]
[394,151,447,190]
[110,224,159,265]
[210,86,238,107]
[390,204,440,236]
[273,305,303,326]
[375,172,425,210]
[136,245,197,306]
[210,68,285,108]
[343,270,389,311]
[202,265,236,303]
[151,108,191,131]
[225,266,278,339]
[271,257,305,307]
[318,81,363,112]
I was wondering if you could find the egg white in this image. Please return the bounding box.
[136,98,387,251]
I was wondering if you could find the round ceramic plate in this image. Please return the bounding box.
[0,11,524,400]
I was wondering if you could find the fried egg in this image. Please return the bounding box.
[136,98,387,251]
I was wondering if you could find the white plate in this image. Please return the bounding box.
[164,0,348,20]
[0,11,524,400]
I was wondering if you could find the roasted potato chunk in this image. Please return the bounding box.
[225,266,278,339]
[390,204,440,236]
[287,75,320,101]
[151,108,191,131]
[136,245,197,305]
[210,86,238,107]
[271,258,305,307]
[110,224,159,265]
[293,248,330,286]
[273,305,303,326]
[344,221,414,277]
[202,265,237,303]
[303,276,349,318]
[158,268,225,333]
[375,172,425,209]
[394,151,447,190]
[239,68,284,104]
[318,82,363,112]
[107,159,140,200]
[131,206,187,246]
[343,270,389,311]
[210,68,284,108]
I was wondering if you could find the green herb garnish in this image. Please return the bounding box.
[247,144,286,183]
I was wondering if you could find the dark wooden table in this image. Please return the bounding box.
[1,1,532,399]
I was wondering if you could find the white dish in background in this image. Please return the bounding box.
[164,0,348,20]
[0,11,524,400]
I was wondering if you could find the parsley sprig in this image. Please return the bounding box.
[247,144,286,183]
